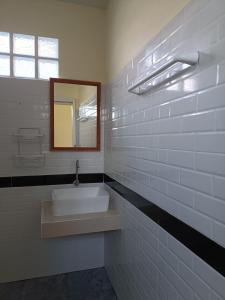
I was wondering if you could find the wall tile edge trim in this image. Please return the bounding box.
[104,174,225,278]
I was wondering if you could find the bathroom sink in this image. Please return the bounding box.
[51,186,109,216]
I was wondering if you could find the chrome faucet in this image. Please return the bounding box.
[73,160,80,186]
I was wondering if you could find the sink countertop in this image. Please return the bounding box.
[41,201,121,238]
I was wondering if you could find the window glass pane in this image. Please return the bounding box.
[0,55,10,76]
[14,56,35,78]
[13,34,35,56]
[0,32,10,53]
[38,37,58,58]
[38,59,58,79]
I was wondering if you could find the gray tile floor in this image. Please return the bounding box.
[0,267,117,300]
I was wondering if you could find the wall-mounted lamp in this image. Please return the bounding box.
[128,52,199,95]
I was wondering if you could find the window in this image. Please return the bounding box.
[0,32,59,80]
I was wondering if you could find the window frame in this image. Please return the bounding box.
[0,32,59,80]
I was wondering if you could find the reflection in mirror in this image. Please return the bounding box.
[50,79,100,151]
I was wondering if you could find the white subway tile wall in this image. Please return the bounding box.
[105,187,225,300]
[104,0,225,299]
[0,77,104,177]
[0,68,104,281]
[104,0,225,249]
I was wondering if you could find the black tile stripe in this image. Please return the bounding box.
[104,174,225,278]
[0,173,103,188]
[12,175,47,187]
[0,177,12,188]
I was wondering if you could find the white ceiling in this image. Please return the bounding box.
[60,0,110,9]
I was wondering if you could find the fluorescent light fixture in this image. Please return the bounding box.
[128,52,199,95]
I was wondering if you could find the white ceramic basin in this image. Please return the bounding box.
[51,186,109,216]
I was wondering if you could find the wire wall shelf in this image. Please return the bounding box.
[14,128,45,168]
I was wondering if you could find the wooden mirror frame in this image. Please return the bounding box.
[50,78,101,151]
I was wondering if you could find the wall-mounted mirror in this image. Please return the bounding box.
[50,78,101,151]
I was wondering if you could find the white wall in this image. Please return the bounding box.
[0,78,104,177]
[104,0,225,249]
[0,0,105,283]
[104,0,225,298]
[80,118,97,147]
[106,0,190,81]
[0,183,104,283]
[0,0,107,281]
[0,0,106,82]
[0,77,104,282]
[105,187,225,300]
